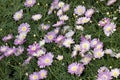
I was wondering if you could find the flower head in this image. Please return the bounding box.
[39,69,47,79]
[110,68,120,78]
[29,72,39,80]
[53,21,65,27]
[98,18,110,27]
[68,62,79,74]
[103,23,116,36]
[85,9,94,17]
[32,14,42,21]
[63,38,74,48]
[27,43,40,55]
[4,48,16,57]
[38,52,54,68]
[13,9,23,21]
[40,23,50,30]
[2,34,13,42]
[44,31,56,43]
[76,17,90,24]
[18,23,30,33]
[94,49,104,59]
[74,5,86,16]
[24,0,36,7]
[0,46,9,53]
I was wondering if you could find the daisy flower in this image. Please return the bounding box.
[107,0,117,6]
[76,17,90,24]
[56,55,63,61]
[93,49,104,59]
[58,1,65,8]
[52,21,65,27]
[68,62,79,74]
[27,43,40,55]
[32,14,42,21]
[24,0,36,7]
[59,15,69,21]
[14,38,25,45]
[39,69,48,79]
[90,38,100,48]
[18,23,30,33]
[0,46,9,53]
[97,71,112,80]
[103,23,116,36]
[98,18,110,27]
[62,4,70,12]
[76,63,85,76]
[94,42,103,50]
[80,54,93,65]
[73,44,81,51]
[33,48,46,57]
[53,28,60,34]
[44,31,56,43]
[74,5,86,16]
[4,48,16,57]
[2,34,13,42]
[71,50,77,57]
[80,39,90,53]
[65,30,75,38]
[63,38,74,48]
[54,35,65,44]
[39,39,45,47]
[38,52,54,68]
[40,23,50,30]
[14,46,24,56]
[57,9,63,16]
[104,49,113,54]
[75,25,84,31]
[110,68,120,78]
[85,9,94,18]
[29,72,39,80]
[13,9,23,21]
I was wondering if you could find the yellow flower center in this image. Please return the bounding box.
[82,18,88,23]
[41,73,45,77]
[78,9,82,13]
[17,14,21,18]
[97,51,102,56]
[45,58,50,63]
[33,75,38,79]
[22,27,27,31]
[28,0,33,4]
[83,44,88,48]
[31,46,36,51]
[71,66,77,71]
[106,26,112,31]
[48,35,53,40]
[113,72,118,77]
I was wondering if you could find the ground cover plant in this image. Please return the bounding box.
[0,0,120,80]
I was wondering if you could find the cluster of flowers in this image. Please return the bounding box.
[14,23,31,45]
[97,66,120,80]
[98,18,116,36]
[1,33,24,59]
[1,0,119,79]
[74,5,94,25]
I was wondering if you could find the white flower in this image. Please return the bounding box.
[75,25,84,31]
[110,68,120,78]
[58,1,65,8]
[74,44,80,51]
[104,49,113,54]
[115,53,120,59]
[71,50,77,57]
[56,55,63,61]
[39,40,45,47]
[63,38,74,48]
[59,15,69,21]
[65,30,75,38]
[32,14,42,21]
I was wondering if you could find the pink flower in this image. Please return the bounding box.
[24,0,36,7]
[85,9,94,17]
[38,52,54,68]
[13,9,23,21]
